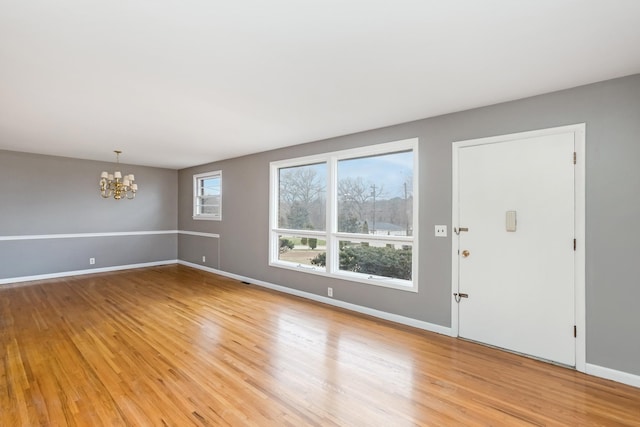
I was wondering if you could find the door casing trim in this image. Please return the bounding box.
[450,123,586,373]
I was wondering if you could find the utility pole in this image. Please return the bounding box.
[371,184,377,234]
[404,182,409,236]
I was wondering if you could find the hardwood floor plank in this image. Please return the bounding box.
[1,265,639,426]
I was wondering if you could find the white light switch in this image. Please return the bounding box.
[435,225,447,237]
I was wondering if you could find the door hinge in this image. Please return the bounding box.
[574,325,577,338]
[573,239,576,251]
[573,152,577,164]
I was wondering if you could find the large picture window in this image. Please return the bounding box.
[270,139,418,291]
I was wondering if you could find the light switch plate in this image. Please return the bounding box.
[435,225,447,237]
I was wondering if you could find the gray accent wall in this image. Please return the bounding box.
[0,150,178,280]
[178,74,640,376]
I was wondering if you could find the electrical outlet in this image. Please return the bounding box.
[434,225,447,237]
[202,255,206,263]
[89,258,95,265]
[328,287,333,297]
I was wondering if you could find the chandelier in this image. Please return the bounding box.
[99,150,138,200]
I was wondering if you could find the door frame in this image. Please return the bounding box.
[450,124,586,372]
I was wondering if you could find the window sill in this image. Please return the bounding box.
[269,260,418,292]
[193,216,221,221]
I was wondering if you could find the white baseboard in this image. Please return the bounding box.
[0,260,178,285]
[177,260,452,337]
[586,363,640,389]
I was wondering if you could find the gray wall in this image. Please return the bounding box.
[178,74,640,376]
[0,151,178,279]
[178,234,220,270]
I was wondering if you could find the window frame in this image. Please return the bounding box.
[269,138,419,292]
[193,170,222,221]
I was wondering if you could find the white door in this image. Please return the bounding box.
[456,131,576,366]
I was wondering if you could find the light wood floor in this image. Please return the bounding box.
[1,265,639,426]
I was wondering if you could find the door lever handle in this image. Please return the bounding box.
[454,293,469,303]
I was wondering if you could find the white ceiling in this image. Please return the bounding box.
[1,1,640,169]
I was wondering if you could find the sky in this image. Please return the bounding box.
[281,149,414,200]
[338,150,413,199]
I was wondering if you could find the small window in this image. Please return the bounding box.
[193,171,221,220]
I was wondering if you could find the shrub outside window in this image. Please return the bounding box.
[193,171,222,220]
[269,139,418,291]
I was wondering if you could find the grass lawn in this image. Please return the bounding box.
[279,249,324,265]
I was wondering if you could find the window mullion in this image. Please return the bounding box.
[326,156,338,274]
